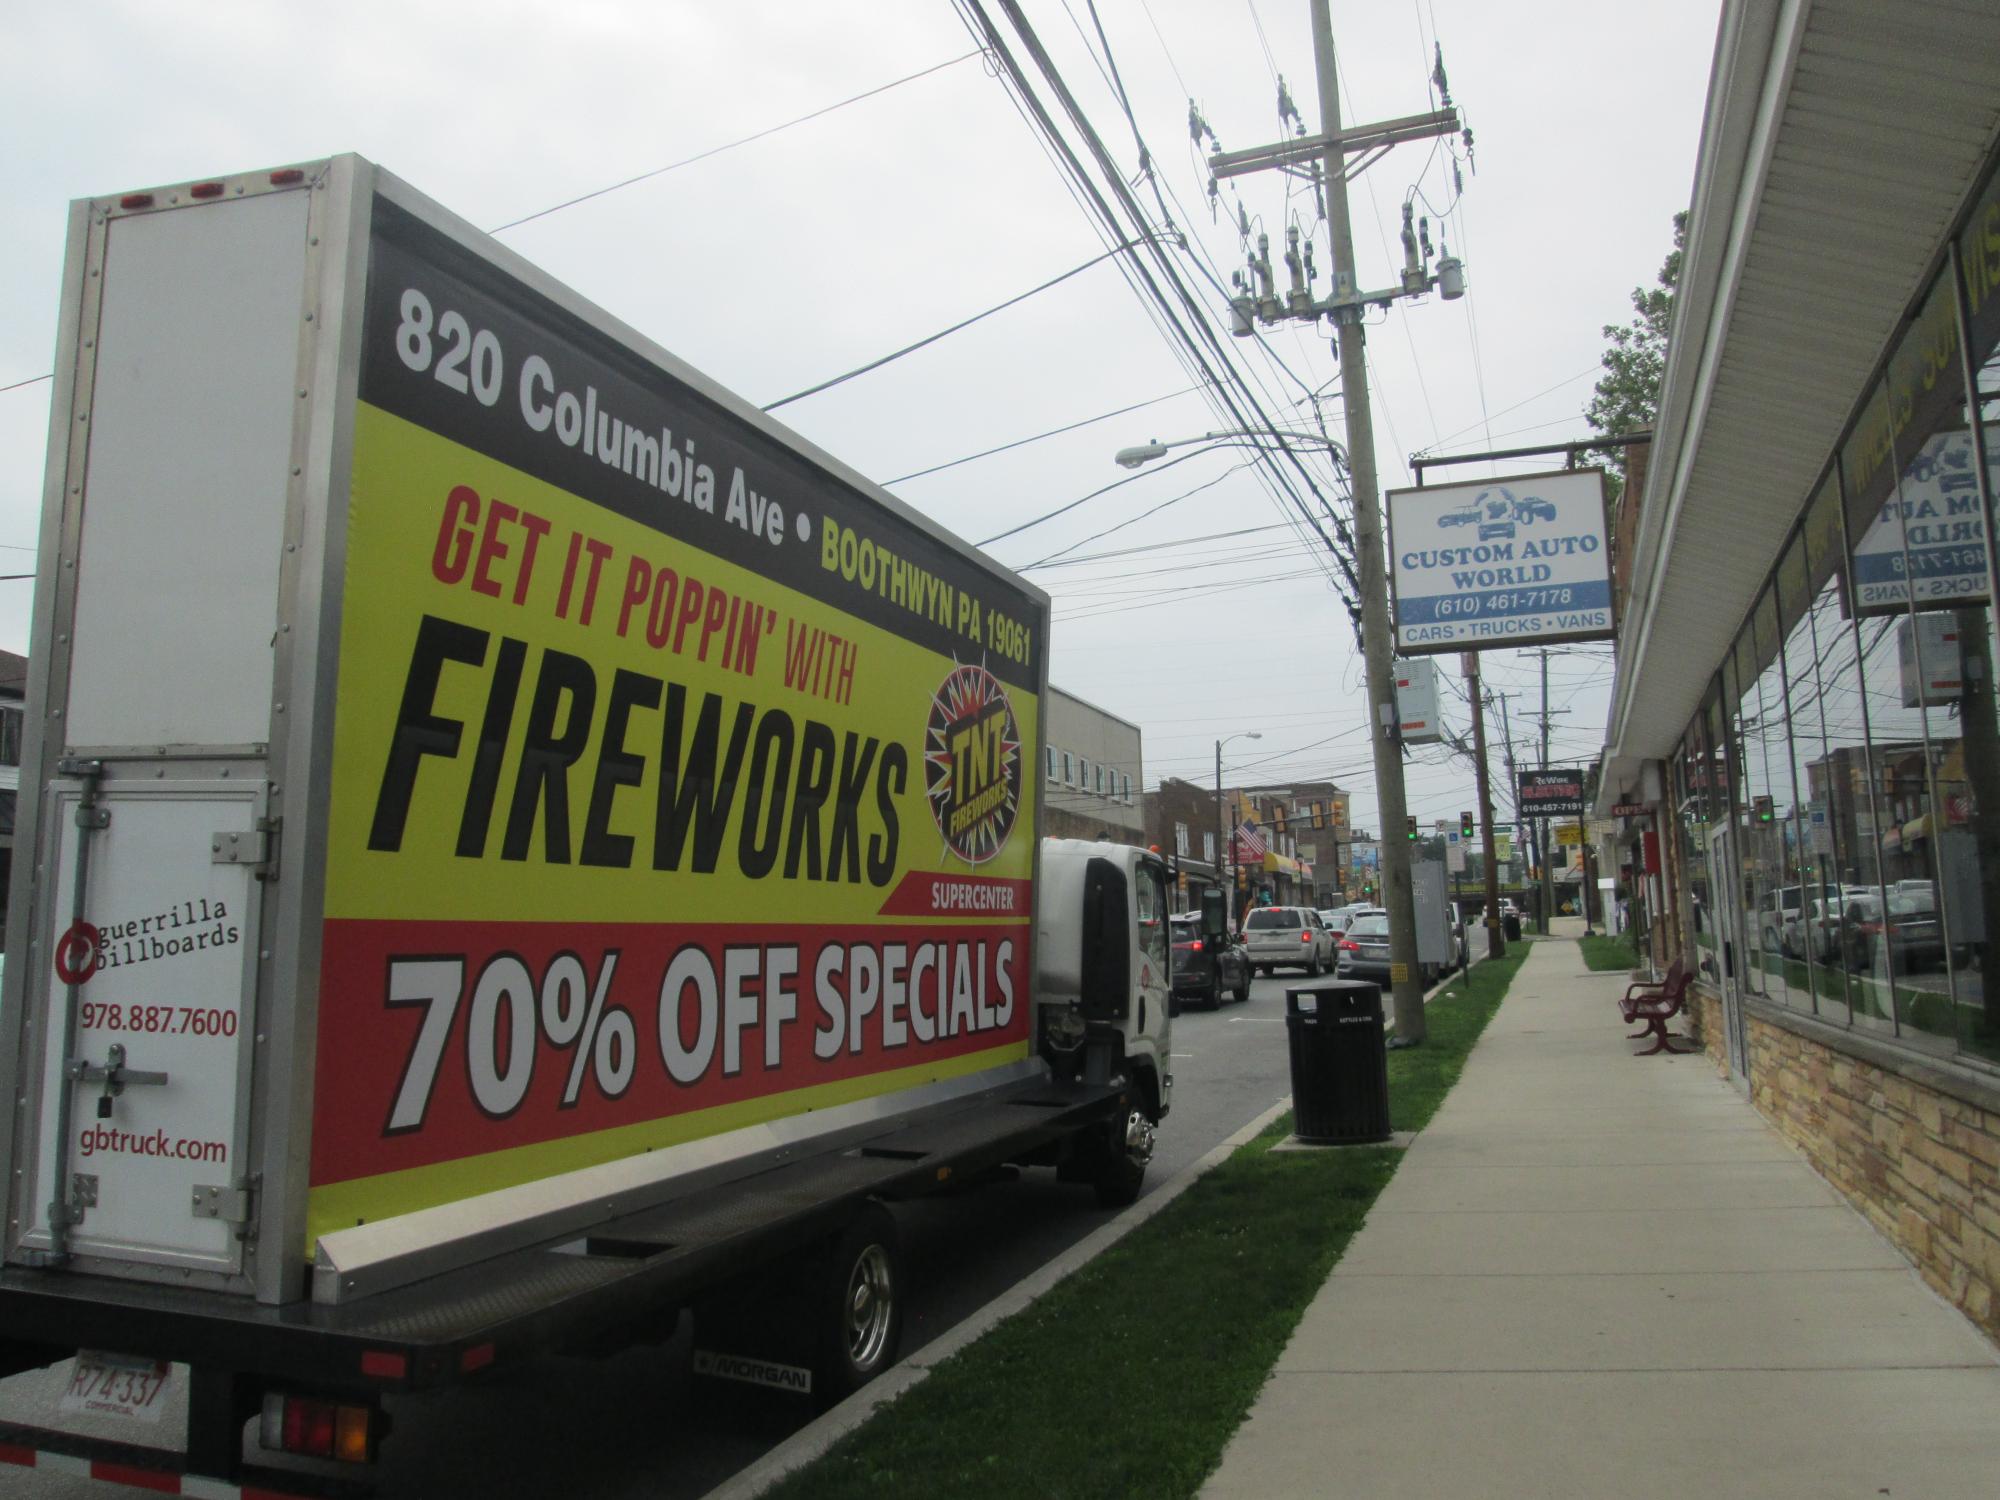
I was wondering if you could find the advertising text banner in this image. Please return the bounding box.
[1517,768,1586,819]
[307,197,1043,1247]
[1387,469,1613,653]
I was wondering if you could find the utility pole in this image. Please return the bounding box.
[1537,646,1556,930]
[1204,3,1462,1045]
[1308,2,1422,1043]
[1495,689,1524,905]
[1464,653,1503,958]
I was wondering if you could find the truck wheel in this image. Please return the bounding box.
[1094,1104,1155,1208]
[1233,974,1251,1004]
[814,1204,902,1408]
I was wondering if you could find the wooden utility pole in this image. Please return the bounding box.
[1464,653,1503,957]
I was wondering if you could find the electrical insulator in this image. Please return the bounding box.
[1188,99,1203,144]
[1419,217,1434,259]
[1277,74,1298,126]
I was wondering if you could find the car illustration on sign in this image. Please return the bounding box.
[1434,486,1557,542]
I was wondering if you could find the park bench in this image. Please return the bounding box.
[1619,958,1696,1056]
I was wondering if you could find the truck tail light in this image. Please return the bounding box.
[1188,939,1203,953]
[261,1394,376,1463]
[1300,932,1313,944]
[189,181,226,199]
[270,168,306,185]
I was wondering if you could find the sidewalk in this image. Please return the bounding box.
[1203,923,2000,1498]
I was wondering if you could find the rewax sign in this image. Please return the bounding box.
[1387,469,1613,652]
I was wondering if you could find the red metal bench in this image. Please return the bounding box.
[1619,961,1695,1056]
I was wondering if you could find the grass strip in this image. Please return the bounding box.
[1578,931,1641,971]
[764,944,1532,1500]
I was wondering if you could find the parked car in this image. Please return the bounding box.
[1335,911,1394,983]
[1242,906,1336,976]
[1170,913,1252,1009]
[1842,889,1951,973]
[1786,894,1847,963]
[1318,905,1364,937]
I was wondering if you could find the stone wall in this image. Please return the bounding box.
[1684,982,2000,1343]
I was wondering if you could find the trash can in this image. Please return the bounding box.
[1284,981,1391,1145]
[1503,911,1522,942]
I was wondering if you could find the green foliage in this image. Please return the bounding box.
[764,948,1530,1500]
[1585,211,1686,503]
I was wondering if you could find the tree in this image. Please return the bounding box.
[1585,211,1686,502]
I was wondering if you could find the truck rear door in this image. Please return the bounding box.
[21,775,269,1275]
[4,181,313,1287]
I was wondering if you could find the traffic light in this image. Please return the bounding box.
[1460,810,1474,838]
[1753,795,1774,824]
[1405,815,1418,840]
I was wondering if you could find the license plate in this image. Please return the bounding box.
[59,1351,175,1424]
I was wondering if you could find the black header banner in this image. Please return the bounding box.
[355,196,1044,693]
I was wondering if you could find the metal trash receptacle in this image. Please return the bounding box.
[1503,912,1522,942]
[1284,981,1391,1144]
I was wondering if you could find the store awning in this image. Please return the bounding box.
[1607,0,2000,763]
[1262,851,1308,878]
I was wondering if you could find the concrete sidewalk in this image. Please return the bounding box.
[1203,924,2000,1498]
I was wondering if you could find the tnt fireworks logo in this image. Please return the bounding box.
[923,663,1022,866]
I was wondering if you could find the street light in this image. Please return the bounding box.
[1217,731,1262,931]
[1115,429,1349,470]
[1124,421,1424,1045]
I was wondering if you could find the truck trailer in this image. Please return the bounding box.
[0,155,1176,1496]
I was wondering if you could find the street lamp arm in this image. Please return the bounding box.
[1114,428,1349,469]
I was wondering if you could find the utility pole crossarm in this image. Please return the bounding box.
[1207,108,1460,181]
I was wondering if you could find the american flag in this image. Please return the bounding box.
[1234,818,1268,863]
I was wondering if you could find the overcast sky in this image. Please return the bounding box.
[0,0,1720,836]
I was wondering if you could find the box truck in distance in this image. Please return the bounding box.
[0,156,1177,1496]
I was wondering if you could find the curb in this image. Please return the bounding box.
[700,1093,1298,1500]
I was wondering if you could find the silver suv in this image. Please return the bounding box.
[1242,906,1336,976]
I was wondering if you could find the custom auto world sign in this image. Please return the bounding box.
[1386,468,1614,652]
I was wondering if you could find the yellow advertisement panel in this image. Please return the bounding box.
[306,198,1047,1247]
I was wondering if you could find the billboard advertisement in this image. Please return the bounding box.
[1386,469,1613,653]
[307,198,1045,1245]
[1518,768,1587,820]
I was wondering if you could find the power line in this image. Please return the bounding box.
[487,51,982,234]
[882,384,1202,485]
[762,238,1145,412]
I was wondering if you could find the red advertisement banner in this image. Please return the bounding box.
[310,918,1030,1188]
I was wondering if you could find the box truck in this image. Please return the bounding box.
[0,156,1176,1496]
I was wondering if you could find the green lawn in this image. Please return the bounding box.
[764,946,1531,1500]
[1578,931,1641,971]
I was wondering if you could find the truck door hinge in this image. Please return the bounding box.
[192,1175,259,1238]
[212,816,279,879]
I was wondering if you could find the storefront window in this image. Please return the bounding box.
[1741,585,1801,1007]
[1841,271,1975,1056]
[1782,476,1867,1027]
[1951,194,2000,1065]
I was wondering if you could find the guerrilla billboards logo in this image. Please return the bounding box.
[923,664,1021,866]
[52,899,242,985]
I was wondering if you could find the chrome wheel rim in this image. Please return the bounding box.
[846,1244,894,1370]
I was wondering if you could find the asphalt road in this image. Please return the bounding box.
[0,968,1313,1500]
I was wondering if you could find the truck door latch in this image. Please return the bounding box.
[212,816,278,879]
[69,1043,169,1120]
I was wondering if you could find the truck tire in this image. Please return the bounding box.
[1094,1103,1155,1208]
[1233,972,1251,1004]
[814,1204,902,1408]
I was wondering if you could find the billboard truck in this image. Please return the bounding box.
[0,158,1176,1494]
